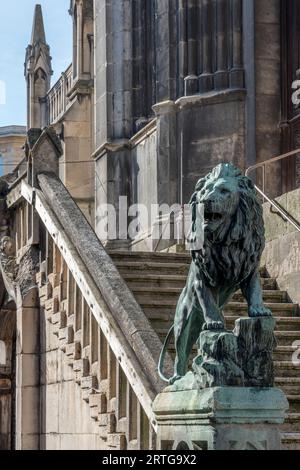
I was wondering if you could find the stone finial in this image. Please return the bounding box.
[25,4,53,129]
[31,5,46,46]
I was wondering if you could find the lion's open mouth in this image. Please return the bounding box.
[204,211,223,224]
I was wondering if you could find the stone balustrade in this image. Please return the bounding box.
[7,174,161,450]
[47,64,73,124]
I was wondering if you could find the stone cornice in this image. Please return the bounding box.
[153,88,246,116]
[0,126,26,138]
[92,118,157,160]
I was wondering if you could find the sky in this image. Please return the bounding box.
[0,0,72,127]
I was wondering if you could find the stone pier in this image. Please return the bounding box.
[153,387,289,451]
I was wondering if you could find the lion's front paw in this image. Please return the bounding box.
[168,374,183,385]
[249,305,273,318]
[202,321,225,331]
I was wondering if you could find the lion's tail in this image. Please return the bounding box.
[158,325,174,383]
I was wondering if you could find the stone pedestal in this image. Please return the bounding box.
[153,387,289,451]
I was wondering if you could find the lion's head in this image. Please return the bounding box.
[189,163,265,286]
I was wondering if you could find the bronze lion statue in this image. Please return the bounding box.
[158,163,272,384]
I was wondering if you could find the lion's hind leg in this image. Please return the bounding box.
[171,304,203,384]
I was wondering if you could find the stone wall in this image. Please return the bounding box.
[261,187,300,308]
[39,316,105,450]
[254,0,282,197]
[0,127,26,175]
[52,96,94,225]
[130,129,158,251]
[176,91,246,203]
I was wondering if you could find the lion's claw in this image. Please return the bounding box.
[249,305,273,318]
[202,321,225,331]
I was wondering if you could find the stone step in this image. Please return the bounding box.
[274,331,300,347]
[225,317,300,332]
[73,357,90,376]
[141,300,298,319]
[65,341,81,364]
[81,376,98,402]
[150,318,300,336]
[132,287,288,304]
[274,347,300,362]
[52,310,67,328]
[98,413,109,438]
[281,413,300,432]
[286,396,300,413]
[274,362,300,378]
[123,273,188,289]
[110,251,191,264]
[58,325,74,343]
[116,261,268,278]
[276,377,300,395]
[224,302,298,316]
[89,393,107,419]
[157,330,300,349]
[111,251,267,271]
[39,283,52,301]
[163,344,299,363]
[123,274,277,290]
[281,433,300,450]
[116,261,191,276]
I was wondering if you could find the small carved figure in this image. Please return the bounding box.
[159,163,272,384]
[0,236,18,303]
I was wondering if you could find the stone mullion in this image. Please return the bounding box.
[178,0,188,97]
[199,0,214,92]
[185,0,199,95]
[145,0,156,116]
[155,0,175,102]
[230,0,244,88]
[110,0,133,139]
[132,0,146,128]
[215,0,229,90]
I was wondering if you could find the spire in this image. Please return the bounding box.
[31,4,46,45]
[25,4,52,129]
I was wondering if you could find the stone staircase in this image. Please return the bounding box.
[110,251,300,451]
[36,246,300,450]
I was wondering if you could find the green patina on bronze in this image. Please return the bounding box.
[159,163,273,385]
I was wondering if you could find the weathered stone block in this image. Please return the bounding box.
[234,317,277,387]
[193,330,244,388]
[153,387,289,451]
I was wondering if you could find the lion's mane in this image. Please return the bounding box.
[190,164,265,288]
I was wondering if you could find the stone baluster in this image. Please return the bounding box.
[63,73,67,114]
[50,95,53,123]
[215,0,229,90]
[127,386,138,445]
[230,0,244,88]
[199,0,214,92]
[82,298,90,350]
